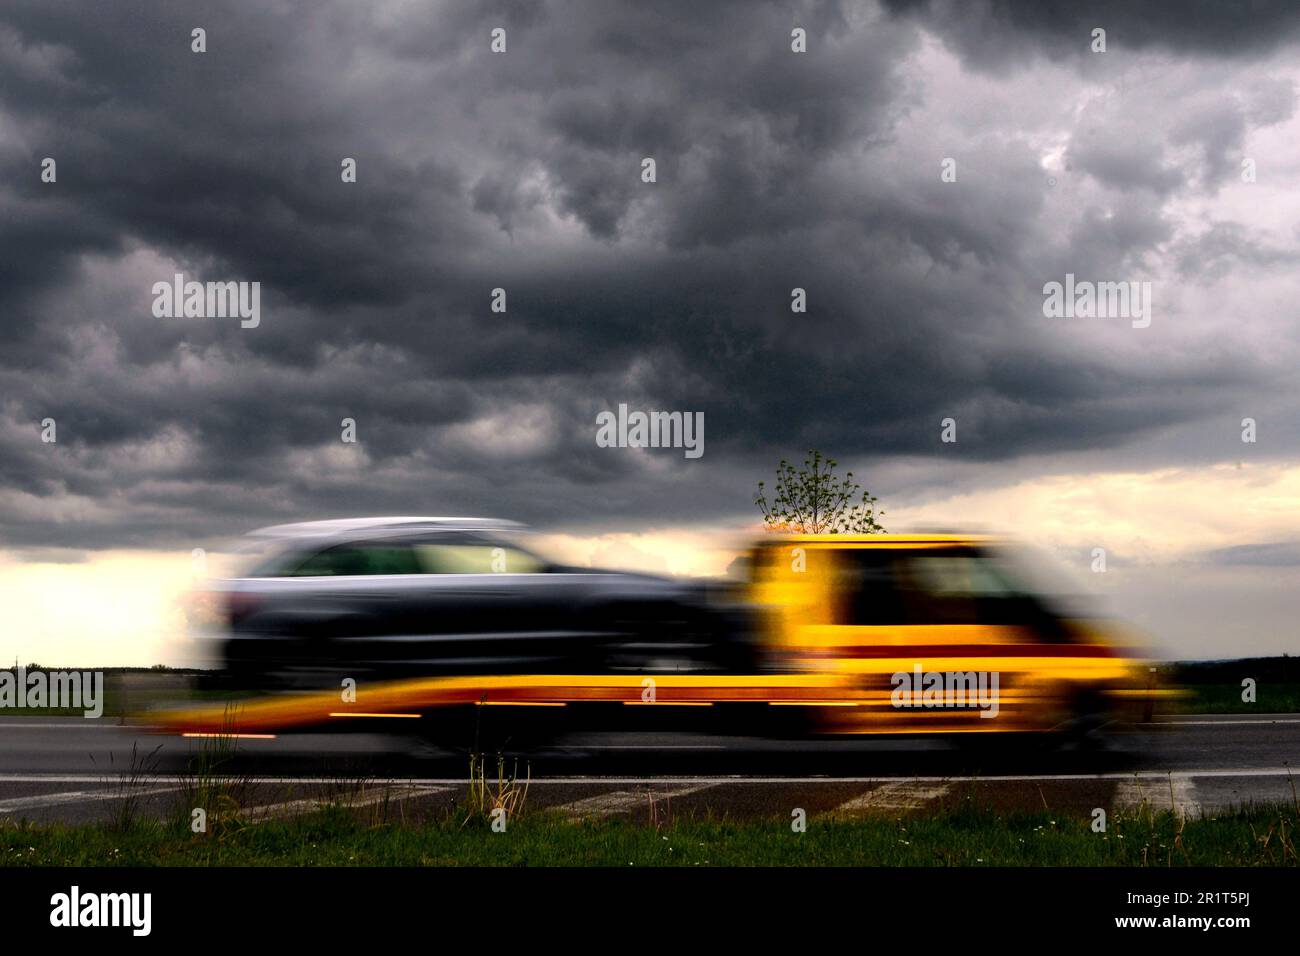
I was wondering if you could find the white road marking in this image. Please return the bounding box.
[834,781,950,814]
[553,783,718,818]
[239,784,450,821]
[0,786,185,814]
[0,768,1293,786]
[0,722,124,729]
[1113,775,1200,817]
[567,745,727,750]
[1153,718,1300,726]
[0,713,1294,731]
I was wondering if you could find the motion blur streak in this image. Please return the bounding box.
[161,524,1150,746]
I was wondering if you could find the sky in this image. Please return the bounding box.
[2,0,1300,665]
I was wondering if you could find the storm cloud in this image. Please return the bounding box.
[3,0,1300,553]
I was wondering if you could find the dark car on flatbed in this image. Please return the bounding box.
[198,517,752,690]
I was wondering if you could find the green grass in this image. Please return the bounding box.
[1167,682,1300,715]
[3,803,1297,867]
[0,679,251,718]
[1,689,248,718]
[1157,657,1299,714]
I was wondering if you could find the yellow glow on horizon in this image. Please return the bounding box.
[0,550,195,668]
[3,459,1299,666]
[890,461,1300,564]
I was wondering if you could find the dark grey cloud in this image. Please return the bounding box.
[1172,221,1300,280]
[882,0,1300,68]
[1066,139,1183,196]
[1,0,1298,552]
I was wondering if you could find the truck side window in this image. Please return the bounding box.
[894,550,1040,626]
[835,550,908,625]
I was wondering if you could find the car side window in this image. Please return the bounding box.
[289,541,423,576]
[414,544,546,574]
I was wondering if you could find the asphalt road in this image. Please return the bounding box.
[0,714,1296,825]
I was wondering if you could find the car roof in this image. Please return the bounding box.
[246,516,523,543]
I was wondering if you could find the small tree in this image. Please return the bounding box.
[754,450,885,534]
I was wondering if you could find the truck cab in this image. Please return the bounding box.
[746,534,1146,737]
